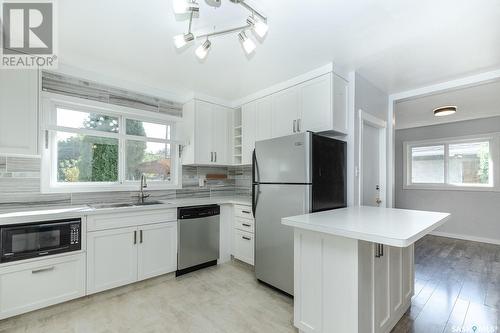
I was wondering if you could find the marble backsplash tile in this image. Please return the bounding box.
[0,156,252,211]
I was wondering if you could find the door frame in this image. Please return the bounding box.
[358,109,387,207]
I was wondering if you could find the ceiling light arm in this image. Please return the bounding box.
[230,0,267,22]
[188,10,194,33]
[196,24,251,39]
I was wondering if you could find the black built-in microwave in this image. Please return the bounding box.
[0,218,81,263]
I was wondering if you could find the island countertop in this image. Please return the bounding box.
[282,206,450,247]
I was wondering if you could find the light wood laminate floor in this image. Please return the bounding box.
[392,235,500,333]
[0,235,498,333]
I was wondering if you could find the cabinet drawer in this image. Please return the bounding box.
[233,229,254,265]
[87,209,177,231]
[234,205,253,219]
[0,253,85,319]
[234,217,254,233]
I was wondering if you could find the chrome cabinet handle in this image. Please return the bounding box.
[140,230,143,243]
[32,266,55,274]
[242,223,251,227]
[242,210,251,214]
[297,119,301,132]
[380,244,384,257]
[375,244,384,258]
[210,152,213,162]
[215,152,217,163]
[293,120,297,133]
[242,236,251,240]
[134,230,137,244]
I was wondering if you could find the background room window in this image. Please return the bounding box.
[406,138,494,189]
[42,99,180,192]
[411,145,445,184]
[448,142,490,186]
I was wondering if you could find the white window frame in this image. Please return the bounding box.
[403,133,500,192]
[40,93,183,193]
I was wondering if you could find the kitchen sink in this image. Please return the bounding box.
[90,203,134,209]
[133,200,164,206]
[90,200,164,209]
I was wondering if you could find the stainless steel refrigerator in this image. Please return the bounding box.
[252,132,346,295]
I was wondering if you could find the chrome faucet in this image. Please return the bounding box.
[138,174,150,203]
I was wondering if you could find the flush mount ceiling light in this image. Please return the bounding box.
[433,106,457,117]
[173,0,268,59]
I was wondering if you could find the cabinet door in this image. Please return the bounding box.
[212,105,229,165]
[87,227,138,294]
[390,246,403,315]
[138,223,177,281]
[272,87,300,138]
[233,229,254,265]
[255,96,272,141]
[299,74,332,133]
[194,100,213,164]
[332,74,349,134]
[374,244,391,333]
[402,244,414,304]
[241,102,256,165]
[0,70,39,156]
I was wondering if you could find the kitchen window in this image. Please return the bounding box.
[404,136,497,190]
[41,95,181,193]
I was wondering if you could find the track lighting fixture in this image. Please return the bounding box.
[238,31,256,54]
[174,32,194,49]
[173,0,268,59]
[247,16,268,38]
[173,0,199,14]
[195,40,211,59]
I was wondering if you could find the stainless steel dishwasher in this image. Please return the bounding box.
[176,204,220,276]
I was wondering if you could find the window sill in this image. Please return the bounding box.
[403,184,497,192]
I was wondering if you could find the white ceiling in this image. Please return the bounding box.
[394,80,500,129]
[58,0,500,102]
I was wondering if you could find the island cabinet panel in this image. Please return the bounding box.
[293,230,414,333]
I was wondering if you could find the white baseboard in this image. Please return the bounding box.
[430,231,500,245]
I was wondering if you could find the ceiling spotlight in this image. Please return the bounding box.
[174,32,194,49]
[238,31,256,54]
[173,0,199,14]
[247,16,268,38]
[195,40,211,59]
[433,106,457,117]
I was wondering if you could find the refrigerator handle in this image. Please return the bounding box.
[252,149,256,216]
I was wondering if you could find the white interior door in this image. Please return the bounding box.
[359,110,387,207]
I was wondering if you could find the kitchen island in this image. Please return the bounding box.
[282,206,450,333]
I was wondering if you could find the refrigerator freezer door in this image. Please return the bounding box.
[254,183,311,295]
[254,133,311,184]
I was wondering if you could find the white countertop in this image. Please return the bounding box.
[282,206,450,247]
[0,196,251,225]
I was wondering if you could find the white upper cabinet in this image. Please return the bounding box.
[0,69,39,156]
[241,102,256,165]
[300,74,332,133]
[272,86,300,138]
[255,97,273,141]
[332,74,349,134]
[182,99,232,166]
[241,96,273,165]
[240,71,349,164]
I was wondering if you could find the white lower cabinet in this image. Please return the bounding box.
[137,223,177,281]
[233,229,254,265]
[87,219,177,295]
[87,226,139,294]
[231,204,255,265]
[0,253,85,319]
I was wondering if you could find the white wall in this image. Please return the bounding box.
[353,73,389,206]
[395,116,500,244]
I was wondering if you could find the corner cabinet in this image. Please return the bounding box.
[240,72,349,164]
[181,99,233,166]
[0,69,40,156]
